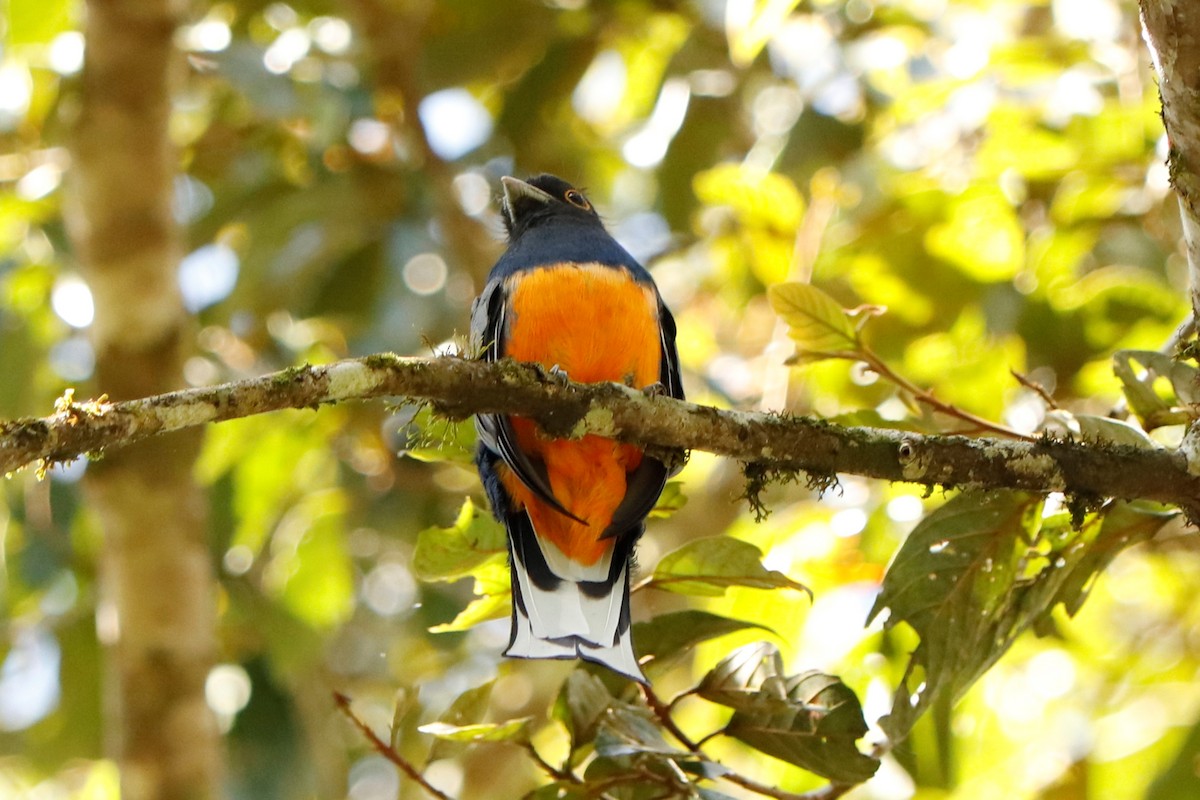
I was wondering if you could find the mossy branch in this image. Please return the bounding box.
[2,353,1197,517]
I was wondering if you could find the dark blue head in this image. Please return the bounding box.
[501,174,603,241]
[492,174,647,280]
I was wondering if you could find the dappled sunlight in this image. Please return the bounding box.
[2,0,1198,796]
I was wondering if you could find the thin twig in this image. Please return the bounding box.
[638,685,851,800]
[641,684,701,752]
[666,688,696,712]
[860,348,1037,442]
[333,691,456,800]
[723,773,852,800]
[1010,369,1060,410]
[629,574,654,595]
[522,741,579,784]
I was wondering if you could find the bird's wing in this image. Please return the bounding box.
[657,295,685,403]
[472,275,585,525]
[602,291,686,537]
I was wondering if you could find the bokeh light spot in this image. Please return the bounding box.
[48,32,86,75]
[363,562,417,617]
[205,663,252,732]
[402,253,448,296]
[311,17,353,55]
[179,243,240,312]
[0,627,61,731]
[51,275,95,328]
[452,171,492,217]
[418,89,493,161]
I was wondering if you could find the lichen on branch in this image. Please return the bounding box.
[2,354,1197,517]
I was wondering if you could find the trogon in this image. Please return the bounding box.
[471,174,684,682]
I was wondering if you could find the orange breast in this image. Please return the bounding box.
[499,263,662,566]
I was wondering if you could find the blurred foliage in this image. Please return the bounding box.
[2,0,1200,798]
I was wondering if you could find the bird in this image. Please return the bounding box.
[471,174,684,683]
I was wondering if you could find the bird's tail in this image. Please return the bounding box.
[504,516,645,683]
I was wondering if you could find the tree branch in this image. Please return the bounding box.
[2,354,1198,517]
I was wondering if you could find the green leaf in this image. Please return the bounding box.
[1049,502,1175,617]
[594,704,685,758]
[402,405,477,465]
[428,588,511,633]
[726,671,879,784]
[924,187,1025,282]
[1112,350,1198,429]
[867,491,1041,741]
[582,754,680,799]
[696,641,793,713]
[1050,411,1157,449]
[867,492,1173,745]
[649,536,810,597]
[648,481,688,519]
[413,498,507,582]
[428,559,511,633]
[390,688,423,754]
[768,283,859,364]
[633,610,772,670]
[268,489,354,629]
[553,670,615,752]
[697,643,878,783]
[441,680,493,724]
[419,717,533,745]
[428,680,494,760]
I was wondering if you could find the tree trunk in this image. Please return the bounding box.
[65,0,221,797]
[1141,0,1200,318]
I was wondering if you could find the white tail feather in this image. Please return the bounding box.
[512,553,628,644]
[535,536,613,583]
[507,606,579,660]
[577,636,643,681]
[507,555,645,682]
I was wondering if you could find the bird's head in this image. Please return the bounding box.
[501,174,602,240]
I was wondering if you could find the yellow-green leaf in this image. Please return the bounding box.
[925,187,1024,282]
[413,498,507,582]
[633,611,771,669]
[650,536,810,597]
[266,489,354,630]
[648,481,688,519]
[429,557,511,633]
[419,718,533,745]
[429,590,510,633]
[694,165,804,233]
[403,406,476,465]
[768,283,858,363]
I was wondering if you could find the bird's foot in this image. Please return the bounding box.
[546,364,571,386]
[641,382,667,398]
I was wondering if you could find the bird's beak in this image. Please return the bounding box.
[501,176,554,222]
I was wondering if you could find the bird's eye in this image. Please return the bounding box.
[564,189,590,210]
